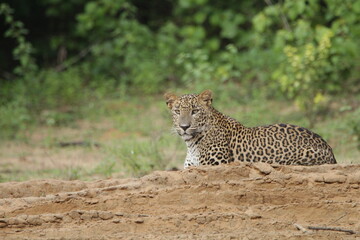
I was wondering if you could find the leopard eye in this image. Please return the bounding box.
[191,109,199,115]
[174,109,180,115]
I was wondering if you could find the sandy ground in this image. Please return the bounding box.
[1,162,360,240]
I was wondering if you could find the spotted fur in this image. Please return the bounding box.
[164,90,337,168]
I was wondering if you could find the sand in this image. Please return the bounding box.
[1,162,360,239]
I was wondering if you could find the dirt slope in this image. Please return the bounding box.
[1,162,360,239]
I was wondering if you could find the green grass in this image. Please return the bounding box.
[0,92,359,182]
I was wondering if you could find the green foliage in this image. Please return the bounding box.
[1,95,359,182]
[1,0,360,137]
[75,0,169,93]
[175,45,241,88]
[70,0,269,94]
[0,3,38,76]
[253,0,360,126]
[273,27,334,126]
[28,69,85,112]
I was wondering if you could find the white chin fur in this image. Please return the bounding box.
[181,134,193,141]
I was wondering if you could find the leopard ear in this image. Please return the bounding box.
[164,92,178,109]
[198,90,213,106]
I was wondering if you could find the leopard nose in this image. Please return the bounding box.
[180,124,190,131]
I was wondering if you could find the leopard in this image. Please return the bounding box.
[164,90,337,168]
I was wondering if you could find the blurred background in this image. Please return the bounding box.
[0,0,359,182]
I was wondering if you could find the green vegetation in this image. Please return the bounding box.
[0,0,359,181]
[0,95,359,182]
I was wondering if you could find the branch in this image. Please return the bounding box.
[307,226,357,235]
[55,32,122,72]
[55,45,93,72]
[330,213,347,224]
[57,141,101,148]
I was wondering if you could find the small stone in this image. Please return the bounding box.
[175,220,182,227]
[314,176,325,182]
[323,174,347,183]
[62,215,72,223]
[89,210,98,218]
[245,209,262,219]
[54,193,71,203]
[54,214,63,220]
[0,222,7,228]
[207,215,217,222]
[348,172,360,184]
[196,216,206,224]
[68,210,81,219]
[18,215,28,221]
[7,217,27,226]
[80,212,93,221]
[112,219,120,223]
[253,162,273,175]
[134,219,144,224]
[0,219,7,228]
[115,213,124,217]
[85,199,99,205]
[41,214,57,223]
[85,189,97,198]
[27,215,43,226]
[103,186,117,191]
[249,214,262,219]
[98,211,114,220]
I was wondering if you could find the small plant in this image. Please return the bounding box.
[91,158,117,178]
[0,100,31,139]
[66,167,82,180]
[107,139,168,177]
[348,107,360,150]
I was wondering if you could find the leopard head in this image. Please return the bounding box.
[164,90,213,141]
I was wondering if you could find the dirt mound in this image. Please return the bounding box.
[1,162,360,239]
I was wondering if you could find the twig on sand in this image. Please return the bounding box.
[330,213,347,224]
[294,224,357,235]
[307,226,356,235]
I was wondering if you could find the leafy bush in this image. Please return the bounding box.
[273,27,335,126]
[27,69,85,112]
[76,0,171,93]
[253,0,360,126]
